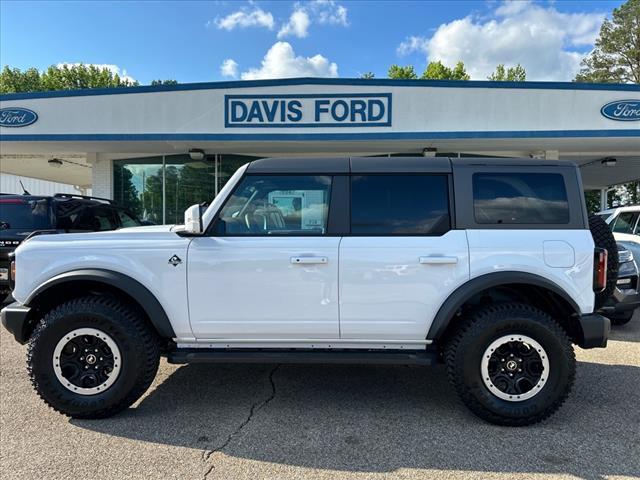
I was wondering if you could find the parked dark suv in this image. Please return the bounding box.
[0,193,144,303]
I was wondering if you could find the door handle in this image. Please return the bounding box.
[419,256,458,265]
[291,256,329,265]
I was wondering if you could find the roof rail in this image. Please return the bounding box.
[53,193,115,204]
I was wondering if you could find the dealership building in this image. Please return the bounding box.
[1,78,639,223]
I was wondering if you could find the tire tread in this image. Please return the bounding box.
[27,295,160,419]
[445,302,575,426]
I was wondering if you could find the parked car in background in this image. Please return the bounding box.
[0,193,145,303]
[601,243,640,325]
[597,205,640,257]
[596,206,640,324]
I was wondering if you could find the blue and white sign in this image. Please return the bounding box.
[600,100,640,121]
[225,93,392,128]
[0,107,38,127]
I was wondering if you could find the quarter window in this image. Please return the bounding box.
[473,173,570,225]
[215,175,332,235]
[350,175,450,235]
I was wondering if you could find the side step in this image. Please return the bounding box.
[167,348,438,366]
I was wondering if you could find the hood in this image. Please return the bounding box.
[18,224,182,248]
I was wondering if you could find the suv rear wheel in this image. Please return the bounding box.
[27,295,160,418]
[445,303,575,426]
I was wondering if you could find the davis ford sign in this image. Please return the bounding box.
[224,93,392,128]
[600,100,640,121]
[0,107,38,127]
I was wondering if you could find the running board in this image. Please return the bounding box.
[167,348,438,366]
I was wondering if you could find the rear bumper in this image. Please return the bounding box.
[577,313,610,349]
[0,302,31,344]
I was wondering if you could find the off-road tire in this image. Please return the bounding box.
[588,214,619,309]
[27,295,160,419]
[608,309,635,326]
[445,303,575,426]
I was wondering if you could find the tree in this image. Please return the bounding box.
[387,65,417,79]
[150,79,178,85]
[421,60,470,80]
[0,64,139,93]
[575,0,640,83]
[488,63,527,81]
[360,72,375,79]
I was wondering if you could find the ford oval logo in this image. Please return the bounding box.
[600,100,640,122]
[0,107,38,127]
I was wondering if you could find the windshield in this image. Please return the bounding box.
[0,198,52,231]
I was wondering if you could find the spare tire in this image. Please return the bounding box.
[589,214,619,309]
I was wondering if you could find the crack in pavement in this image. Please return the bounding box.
[201,364,281,480]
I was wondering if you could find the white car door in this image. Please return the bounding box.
[188,174,340,340]
[339,169,470,340]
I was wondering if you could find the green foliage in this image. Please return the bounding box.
[0,64,139,93]
[388,61,470,80]
[360,72,375,79]
[575,0,640,83]
[387,65,417,79]
[150,79,179,86]
[584,182,640,214]
[422,61,470,80]
[487,64,526,81]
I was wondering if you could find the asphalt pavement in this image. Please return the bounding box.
[1,309,639,480]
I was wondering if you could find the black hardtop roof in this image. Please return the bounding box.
[246,156,578,174]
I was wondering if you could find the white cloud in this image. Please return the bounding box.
[277,0,348,39]
[396,1,605,80]
[312,0,348,26]
[240,41,338,80]
[220,58,239,78]
[57,63,137,83]
[397,35,429,56]
[211,6,274,31]
[278,8,311,39]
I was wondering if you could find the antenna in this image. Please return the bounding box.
[19,180,31,195]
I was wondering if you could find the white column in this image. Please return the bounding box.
[599,188,608,211]
[86,153,113,199]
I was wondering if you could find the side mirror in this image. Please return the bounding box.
[184,204,203,234]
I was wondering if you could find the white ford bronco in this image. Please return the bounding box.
[1,157,613,426]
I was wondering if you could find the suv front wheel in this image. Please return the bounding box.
[27,295,160,418]
[445,303,575,426]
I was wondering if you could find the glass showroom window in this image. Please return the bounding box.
[113,154,258,225]
[113,157,164,224]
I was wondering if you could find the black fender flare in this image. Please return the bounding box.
[426,272,582,341]
[25,269,176,338]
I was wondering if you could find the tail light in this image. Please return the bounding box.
[593,248,607,293]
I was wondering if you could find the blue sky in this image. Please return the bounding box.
[0,0,624,84]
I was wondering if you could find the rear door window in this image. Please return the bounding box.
[71,206,119,231]
[350,175,450,235]
[473,173,570,225]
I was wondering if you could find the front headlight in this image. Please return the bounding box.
[618,248,634,264]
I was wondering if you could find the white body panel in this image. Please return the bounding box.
[12,226,193,339]
[466,230,595,314]
[187,236,340,339]
[339,231,470,339]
